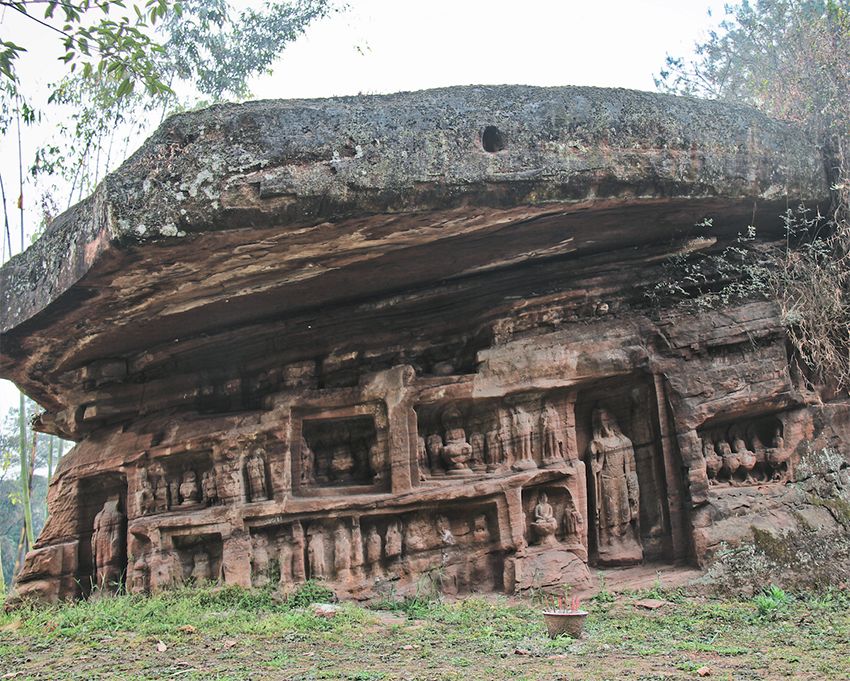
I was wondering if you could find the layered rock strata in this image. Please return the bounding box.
[2,85,847,603]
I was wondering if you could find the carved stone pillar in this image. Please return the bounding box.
[364,365,416,494]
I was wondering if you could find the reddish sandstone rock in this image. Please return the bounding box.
[1,85,847,605]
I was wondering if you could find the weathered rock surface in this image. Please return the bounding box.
[2,85,847,605]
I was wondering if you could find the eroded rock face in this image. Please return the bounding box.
[2,86,848,604]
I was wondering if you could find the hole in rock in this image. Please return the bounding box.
[481,126,505,153]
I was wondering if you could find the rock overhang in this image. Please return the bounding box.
[0,84,831,412]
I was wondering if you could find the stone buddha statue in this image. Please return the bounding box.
[540,401,566,466]
[530,491,559,546]
[92,495,124,594]
[440,405,473,475]
[588,407,643,565]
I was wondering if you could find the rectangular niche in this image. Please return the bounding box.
[697,411,789,486]
[574,376,672,564]
[149,448,215,511]
[76,473,127,597]
[293,404,390,496]
[172,532,223,584]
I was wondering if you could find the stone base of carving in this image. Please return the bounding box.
[597,533,644,567]
[541,457,566,468]
[511,459,538,472]
[514,546,591,594]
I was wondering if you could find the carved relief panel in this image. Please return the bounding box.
[698,414,791,486]
[248,502,503,595]
[136,449,218,516]
[414,392,579,478]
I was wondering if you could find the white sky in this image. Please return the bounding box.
[0,0,728,417]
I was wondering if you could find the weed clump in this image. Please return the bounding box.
[752,584,792,619]
[283,579,335,608]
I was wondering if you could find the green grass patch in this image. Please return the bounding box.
[0,586,848,680]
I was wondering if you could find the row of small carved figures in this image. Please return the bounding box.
[130,547,217,592]
[701,428,791,485]
[251,513,494,583]
[416,403,573,475]
[136,450,270,515]
[130,513,495,592]
[298,436,383,485]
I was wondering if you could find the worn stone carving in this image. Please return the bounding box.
[131,554,149,594]
[292,522,306,581]
[700,417,795,486]
[179,470,201,507]
[278,535,293,590]
[384,521,402,560]
[589,408,642,566]
[168,479,181,510]
[485,429,503,471]
[425,434,444,476]
[201,469,218,506]
[441,405,473,475]
[307,526,326,579]
[245,447,269,502]
[563,498,582,538]
[191,551,211,582]
[92,496,124,594]
[365,525,382,568]
[511,407,536,471]
[152,471,169,513]
[334,522,352,580]
[5,86,846,606]
[136,469,155,516]
[540,402,566,466]
[251,534,271,587]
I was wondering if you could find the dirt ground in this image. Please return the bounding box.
[1,574,848,681]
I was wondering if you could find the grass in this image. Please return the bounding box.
[0,583,848,680]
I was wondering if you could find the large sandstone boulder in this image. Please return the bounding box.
[2,85,846,605]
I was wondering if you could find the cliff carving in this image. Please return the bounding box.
[2,85,847,604]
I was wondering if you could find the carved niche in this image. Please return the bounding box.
[137,449,219,515]
[171,533,224,585]
[76,473,127,597]
[522,484,584,550]
[698,414,792,486]
[415,393,578,479]
[293,404,390,495]
[247,503,502,595]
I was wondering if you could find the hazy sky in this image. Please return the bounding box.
[0,0,728,414]
[249,0,728,98]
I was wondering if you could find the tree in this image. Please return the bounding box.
[655,1,850,389]
[0,397,70,586]
[1,1,334,582]
[1,0,173,95]
[6,0,334,207]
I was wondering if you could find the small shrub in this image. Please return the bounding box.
[592,573,616,605]
[753,584,792,619]
[284,579,335,608]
